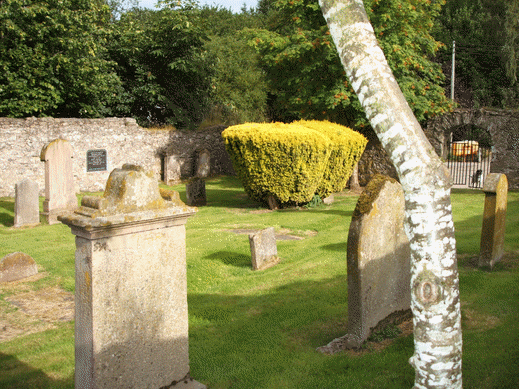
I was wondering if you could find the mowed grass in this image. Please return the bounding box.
[1,176,518,388]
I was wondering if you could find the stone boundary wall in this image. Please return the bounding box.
[0,117,234,197]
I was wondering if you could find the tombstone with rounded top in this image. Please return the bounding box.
[195,149,211,178]
[0,252,38,283]
[58,164,204,389]
[40,139,77,224]
[318,174,410,352]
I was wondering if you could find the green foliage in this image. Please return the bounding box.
[198,6,269,125]
[251,0,452,126]
[222,121,366,206]
[222,122,332,204]
[0,0,122,118]
[435,0,519,108]
[295,120,367,198]
[108,5,214,128]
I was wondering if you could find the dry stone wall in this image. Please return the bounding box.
[0,118,234,197]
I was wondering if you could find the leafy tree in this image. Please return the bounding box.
[108,5,214,128]
[198,6,269,124]
[252,0,452,127]
[319,0,462,387]
[0,0,122,118]
[435,0,519,108]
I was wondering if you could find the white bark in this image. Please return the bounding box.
[318,1,462,388]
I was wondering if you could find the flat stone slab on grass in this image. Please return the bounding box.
[0,252,38,283]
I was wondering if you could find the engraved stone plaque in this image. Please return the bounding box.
[86,149,107,172]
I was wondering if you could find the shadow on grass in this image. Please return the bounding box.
[0,198,15,227]
[205,251,251,267]
[0,352,73,389]
[320,242,348,252]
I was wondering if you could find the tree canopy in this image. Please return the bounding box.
[252,0,453,127]
[0,0,122,118]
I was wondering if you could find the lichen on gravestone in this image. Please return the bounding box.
[0,252,38,283]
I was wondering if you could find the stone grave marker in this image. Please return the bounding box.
[58,164,204,389]
[318,174,410,352]
[164,154,181,185]
[249,227,280,270]
[14,178,40,228]
[186,177,207,206]
[40,139,77,224]
[195,149,211,178]
[479,173,508,269]
[0,252,38,282]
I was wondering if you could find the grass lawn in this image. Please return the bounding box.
[1,176,518,388]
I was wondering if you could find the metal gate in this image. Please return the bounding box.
[446,140,492,188]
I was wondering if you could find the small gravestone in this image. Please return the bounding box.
[40,139,77,224]
[186,177,206,206]
[195,149,211,178]
[318,175,410,353]
[0,252,38,282]
[479,173,508,269]
[249,227,280,270]
[14,178,40,228]
[165,154,181,185]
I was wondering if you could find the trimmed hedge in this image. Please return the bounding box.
[222,121,367,205]
[295,120,367,198]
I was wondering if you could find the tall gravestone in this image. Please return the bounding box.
[186,149,210,206]
[40,139,77,224]
[14,178,40,228]
[318,175,411,352]
[479,173,508,269]
[58,164,204,389]
[164,154,182,185]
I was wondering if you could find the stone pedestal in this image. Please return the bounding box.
[59,165,204,389]
[479,173,508,269]
[40,139,77,224]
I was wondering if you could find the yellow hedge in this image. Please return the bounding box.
[294,120,367,198]
[222,122,331,204]
[222,121,367,205]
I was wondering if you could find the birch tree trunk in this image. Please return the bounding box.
[317,1,462,388]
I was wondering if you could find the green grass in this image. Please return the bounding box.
[1,176,518,388]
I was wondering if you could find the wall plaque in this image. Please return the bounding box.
[86,149,107,172]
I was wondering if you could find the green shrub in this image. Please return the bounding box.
[222,122,331,204]
[295,120,367,198]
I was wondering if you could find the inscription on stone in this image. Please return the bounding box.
[86,149,107,172]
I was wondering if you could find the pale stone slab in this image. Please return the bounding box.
[186,178,206,206]
[320,175,410,352]
[40,139,77,224]
[58,165,203,389]
[14,178,40,228]
[249,227,280,270]
[165,154,182,185]
[479,173,508,268]
[195,149,211,178]
[0,252,38,282]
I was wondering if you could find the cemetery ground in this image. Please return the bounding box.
[0,176,518,389]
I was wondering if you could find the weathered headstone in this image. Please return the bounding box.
[58,164,204,389]
[40,139,77,224]
[164,154,182,185]
[318,175,410,352]
[479,173,508,269]
[195,149,211,178]
[186,177,207,206]
[13,178,40,228]
[0,252,38,282]
[249,227,280,270]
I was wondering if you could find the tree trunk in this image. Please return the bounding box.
[318,1,462,388]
